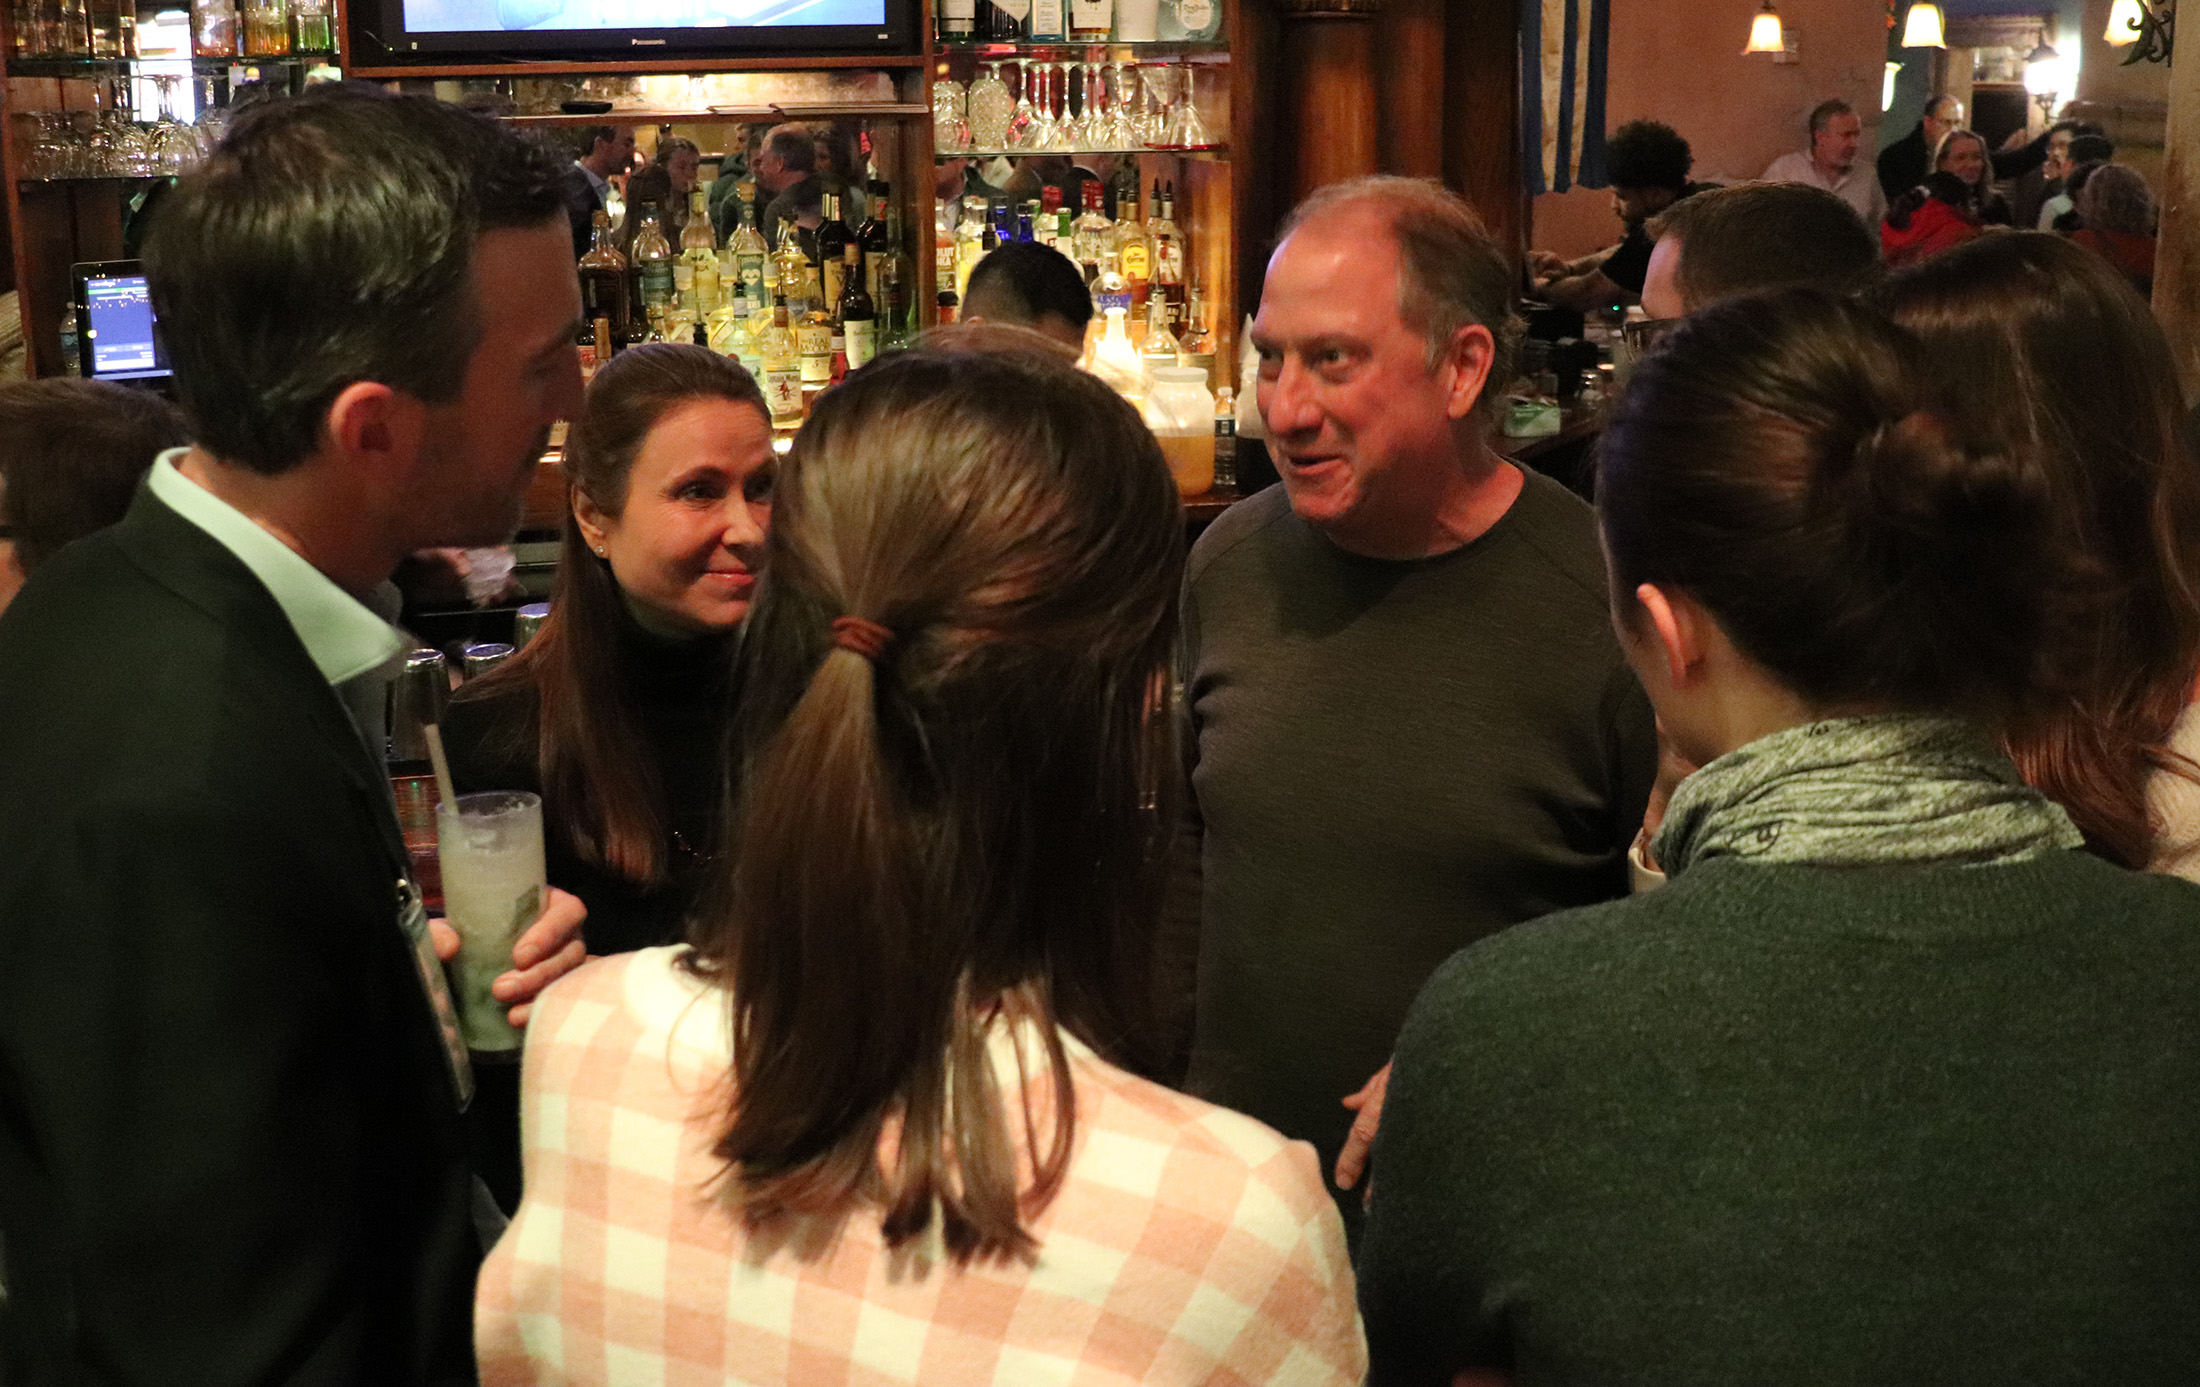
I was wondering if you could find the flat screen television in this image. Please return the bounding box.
[362,0,916,59]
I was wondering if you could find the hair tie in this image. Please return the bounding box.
[831,615,894,663]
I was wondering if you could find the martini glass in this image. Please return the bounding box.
[1165,61,1211,148]
[1005,58,1041,150]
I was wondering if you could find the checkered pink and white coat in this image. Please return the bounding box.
[475,948,1368,1386]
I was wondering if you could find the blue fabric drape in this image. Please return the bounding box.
[1519,0,1611,194]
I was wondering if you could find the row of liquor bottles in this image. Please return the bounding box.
[7,0,331,59]
[937,0,1219,46]
[935,176,1218,377]
[578,181,913,427]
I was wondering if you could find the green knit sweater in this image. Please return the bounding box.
[1358,850,2200,1386]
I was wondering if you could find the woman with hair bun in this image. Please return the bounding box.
[1359,288,2200,1385]
[475,343,1366,1385]
[1875,232,2200,877]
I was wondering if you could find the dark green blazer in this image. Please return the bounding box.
[0,487,479,1385]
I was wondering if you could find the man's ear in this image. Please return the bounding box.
[1442,323,1498,422]
[323,381,428,493]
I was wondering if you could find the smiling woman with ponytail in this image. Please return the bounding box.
[475,342,1368,1386]
[1358,288,2200,1386]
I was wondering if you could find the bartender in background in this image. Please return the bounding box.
[1530,121,1705,314]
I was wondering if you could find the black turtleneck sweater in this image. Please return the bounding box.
[441,607,738,958]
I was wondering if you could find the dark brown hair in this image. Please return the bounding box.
[1647,182,1881,311]
[144,84,565,476]
[1280,175,1522,424]
[689,343,1183,1264]
[0,380,185,571]
[1599,287,2071,722]
[1875,232,2200,867]
[453,343,767,885]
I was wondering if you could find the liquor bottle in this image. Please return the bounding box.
[816,193,850,310]
[730,182,771,326]
[632,203,676,321]
[858,184,889,302]
[1140,291,1181,378]
[289,0,333,52]
[1151,179,1185,323]
[576,320,600,382]
[839,243,878,373]
[935,198,961,301]
[1028,0,1064,41]
[241,0,287,54]
[1055,208,1075,251]
[877,200,912,350]
[1181,282,1218,379]
[938,0,974,42]
[577,210,632,345]
[1068,0,1110,41]
[761,294,805,426]
[1071,181,1112,284]
[1159,0,1220,41]
[797,283,834,387]
[682,189,720,316]
[774,218,810,320]
[1113,180,1153,320]
[1091,248,1132,321]
[1016,206,1035,244]
[593,317,613,371]
[981,0,1026,41]
[86,0,119,57]
[190,0,237,55]
[955,195,988,301]
[731,311,767,382]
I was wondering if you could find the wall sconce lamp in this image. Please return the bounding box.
[2106,0,2174,64]
[2023,42,2066,120]
[1744,0,1784,54]
[1901,2,1945,48]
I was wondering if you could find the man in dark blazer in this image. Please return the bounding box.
[562,123,633,257]
[1876,92,1963,201]
[0,87,586,1385]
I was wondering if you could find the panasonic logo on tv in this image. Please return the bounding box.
[630,36,665,43]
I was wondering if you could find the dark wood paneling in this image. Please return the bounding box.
[1282,14,1379,201]
[1445,0,1522,261]
[1377,0,1445,178]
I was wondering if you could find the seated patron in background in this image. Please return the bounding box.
[1182,176,1656,1236]
[1530,120,1704,313]
[1639,180,1880,319]
[1359,287,2200,1385]
[0,86,587,1382]
[2070,163,2159,297]
[2011,118,2102,229]
[620,135,701,252]
[1763,98,1888,227]
[755,121,824,257]
[444,343,772,958]
[2040,132,2116,230]
[1877,233,2197,874]
[0,378,184,616]
[1881,170,1990,267]
[958,239,1092,353]
[561,123,633,257]
[1875,92,1963,201]
[475,344,1367,1385]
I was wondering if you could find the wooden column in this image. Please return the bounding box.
[1445,0,1522,260]
[2153,49,2200,393]
[1277,0,1382,202]
[1377,0,1445,179]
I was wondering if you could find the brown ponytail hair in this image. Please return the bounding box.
[1874,233,2200,867]
[453,343,768,885]
[687,343,1183,1264]
[1598,287,2077,723]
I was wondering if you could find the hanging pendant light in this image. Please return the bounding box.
[1744,0,1784,54]
[2104,0,2146,46]
[1902,2,1946,48]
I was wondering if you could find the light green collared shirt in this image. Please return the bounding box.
[147,449,405,687]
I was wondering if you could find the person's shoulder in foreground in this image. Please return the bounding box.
[1356,850,2200,1386]
[479,946,1369,1386]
